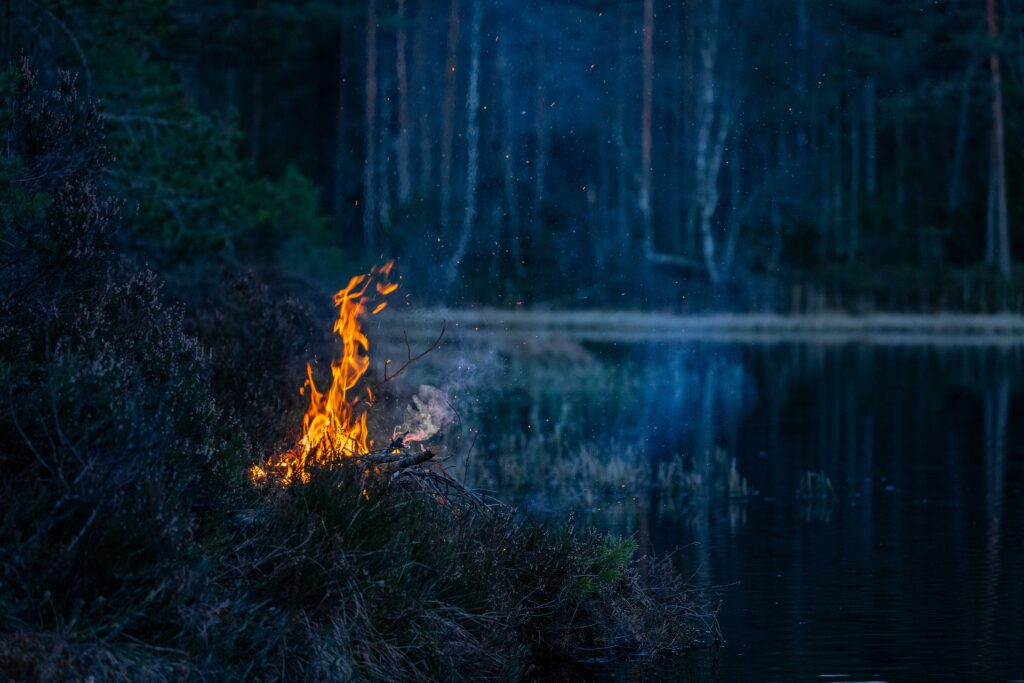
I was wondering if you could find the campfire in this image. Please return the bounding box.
[251,261,440,486]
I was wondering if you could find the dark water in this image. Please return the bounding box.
[456,339,1024,682]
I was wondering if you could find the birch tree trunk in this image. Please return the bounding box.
[682,0,697,253]
[413,0,431,196]
[639,0,654,247]
[863,77,877,195]
[641,0,704,273]
[722,139,743,272]
[668,0,683,254]
[832,113,843,256]
[447,0,481,290]
[690,0,728,284]
[987,133,997,265]
[614,0,629,248]
[698,96,731,284]
[395,0,411,204]
[533,11,548,220]
[363,0,378,255]
[986,0,1011,276]
[690,3,715,270]
[849,93,860,260]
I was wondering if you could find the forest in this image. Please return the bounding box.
[4,0,1024,310]
[3,1,1024,681]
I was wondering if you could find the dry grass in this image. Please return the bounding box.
[0,65,717,681]
[1,457,720,681]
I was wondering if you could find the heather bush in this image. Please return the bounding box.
[172,263,330,456]
[0,65,716,681]
[0,62,237,665]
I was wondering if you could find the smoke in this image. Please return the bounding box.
[394,384,457,445]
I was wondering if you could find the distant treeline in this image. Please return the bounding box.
[4,0,1024,310]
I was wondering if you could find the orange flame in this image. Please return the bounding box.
[252,261,397,484]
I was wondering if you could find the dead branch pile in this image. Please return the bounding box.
[329,439,493,510]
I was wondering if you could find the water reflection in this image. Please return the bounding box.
[384,333,1024,680]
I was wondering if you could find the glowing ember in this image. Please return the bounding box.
[252,261,397,484]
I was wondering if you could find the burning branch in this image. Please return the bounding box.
[355,446,436,470]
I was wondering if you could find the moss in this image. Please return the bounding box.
[571,537,639,602]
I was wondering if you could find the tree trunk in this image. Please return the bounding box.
[413,0,431,196]
[614,0,629,248]
[948,58,977,213]
[863,77,877,195]
[447,0,481,291]
[689,0,728,284]
[596,135,610,273]
[770,195,783,271]
[363,0,378,255]
[334,4,352,222]
[681,0,697,253]
[987,131,997,265]
[816,111,829,260]
[440,0,460,231]
[832,113,843,256]
[378,74,392,229]
[699,97,731,284]
[896,115,905,234]
[639,0,654,247]
[769,130,786,270]
[496,30,522,275]
[722,139,742,271]
[533,13,548,220]
[986,0,1011,276]
[395,0,411,203]
[668,0,683,254]
[849,92,861,260]
[640,0,705,274]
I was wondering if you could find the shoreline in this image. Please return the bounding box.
[383,309,1024,345]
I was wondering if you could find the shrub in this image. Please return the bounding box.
[0,64,716,681]
[0,62,237,664]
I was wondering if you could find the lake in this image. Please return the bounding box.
[381,322,1024,681]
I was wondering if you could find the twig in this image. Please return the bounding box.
[462,429,480,485]
[382,321,446,384]
[67,504,99,550]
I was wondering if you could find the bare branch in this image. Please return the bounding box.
[382,320,446,384]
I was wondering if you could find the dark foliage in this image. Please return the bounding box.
[0,62,237,673]
[0,66,715,681]
[172,264,331,455]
